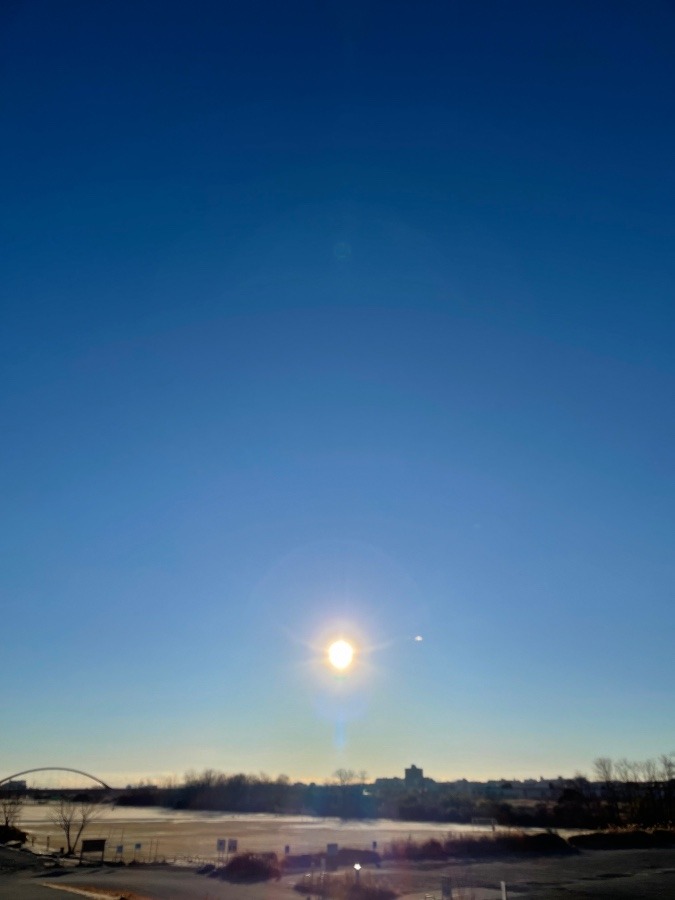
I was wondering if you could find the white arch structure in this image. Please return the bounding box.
[0,766,111,791]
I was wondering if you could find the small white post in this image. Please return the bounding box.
[501,880,507,900]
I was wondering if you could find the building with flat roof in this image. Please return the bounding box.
[404,765,424,789]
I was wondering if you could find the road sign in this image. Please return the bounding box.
[81,839,106,853]
[80,838,106,863]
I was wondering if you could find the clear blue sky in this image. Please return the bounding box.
[2,0,674,786]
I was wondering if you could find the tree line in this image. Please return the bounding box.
[115,754,675,829]
[118,768,376,819]
[588,753,675,828]
[4,752,675,844]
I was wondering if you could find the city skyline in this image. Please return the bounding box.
[0,761,650,793]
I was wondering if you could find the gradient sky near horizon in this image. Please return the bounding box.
[2,0,674,787]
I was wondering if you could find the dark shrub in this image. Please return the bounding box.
[515,832,575,854]
[569,829,675,851]
[214,852,281,881]
[0,825,27,845]
[650,830,675,847]
[418,839,446,860]
[387,832,574,861]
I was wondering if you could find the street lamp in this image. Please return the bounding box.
[353,862,361,885]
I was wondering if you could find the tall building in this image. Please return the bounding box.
[404,765,424,789]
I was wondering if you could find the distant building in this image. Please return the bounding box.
[404,765,424,789]
[373,777,402,788]
[2,780,27,793]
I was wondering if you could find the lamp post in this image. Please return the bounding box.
[353,862,361,886]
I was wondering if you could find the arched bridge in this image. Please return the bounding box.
[0,766,112,790]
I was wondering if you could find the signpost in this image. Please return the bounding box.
[80,839,106,864]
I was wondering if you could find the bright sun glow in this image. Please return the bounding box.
[327,639,354,671]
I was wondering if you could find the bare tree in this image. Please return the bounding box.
[660,754,675,822]
[593,757,613,784]
[593,756,618,824]
[1,793,24,828]
[49,798,101,855]
[643,758,658,783]
[659,754,675,783]
[333,768,356,786]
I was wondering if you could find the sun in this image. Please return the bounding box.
[327,639,354,671]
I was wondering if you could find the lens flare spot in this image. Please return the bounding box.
[327,639,354,671]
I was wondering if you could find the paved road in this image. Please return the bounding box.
[1,866,294,900]
[4,845,675,899]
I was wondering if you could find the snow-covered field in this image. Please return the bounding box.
[20,803,506,863]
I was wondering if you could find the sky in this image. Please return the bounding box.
[2,0,674,788]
